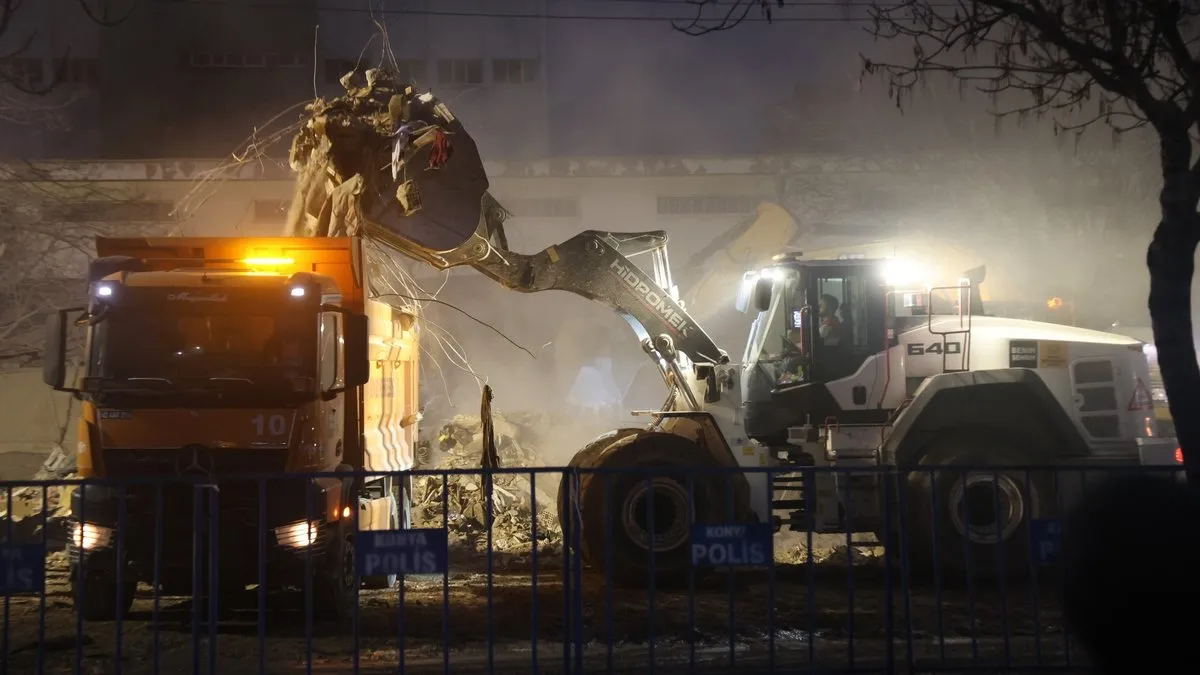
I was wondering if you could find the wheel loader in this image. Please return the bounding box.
[276,68,1178,584]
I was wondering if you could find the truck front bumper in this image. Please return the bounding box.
[68,480,349,591]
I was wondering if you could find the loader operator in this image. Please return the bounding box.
[818,294,842,346]
[780,327,807,384]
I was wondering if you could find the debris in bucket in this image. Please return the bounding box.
[413,412,565,555]
[285,66,491,252]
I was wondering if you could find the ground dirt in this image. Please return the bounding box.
[0,535,1081,675]
[0,418,1086,673]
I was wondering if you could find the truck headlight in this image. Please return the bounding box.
[71,522,114,550]
[274,520,319,548]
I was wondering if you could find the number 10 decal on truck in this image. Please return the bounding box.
[42,237,419,622]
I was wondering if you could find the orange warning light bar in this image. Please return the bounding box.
[241,257,295,266]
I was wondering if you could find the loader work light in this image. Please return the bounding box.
[94,283,114,298]
[881,259,925,287]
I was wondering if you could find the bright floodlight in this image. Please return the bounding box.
[289,286,306,298]
[95,284,114,297]
[881,259,925,287]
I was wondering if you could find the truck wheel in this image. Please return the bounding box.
[557,427,642,548]
[71,566,136,622]
[905,433,1050,582]
[362,495,400,590]
[314,532,357,626]
[576,432,725,586]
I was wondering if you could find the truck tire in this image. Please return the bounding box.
[314,529,358,627]
[72,566,136,622]
[904,431,1051,582]
[576,432,726,586]
[557,427,641,543]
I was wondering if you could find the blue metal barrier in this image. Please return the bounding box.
[0,463,1181,674]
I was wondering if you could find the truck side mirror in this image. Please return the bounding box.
[343,313,370,388]
[43,308,83,392]
[753,277,773,313]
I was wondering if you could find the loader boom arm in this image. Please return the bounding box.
[366,219,728,367]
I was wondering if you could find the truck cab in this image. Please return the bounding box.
[43,237,417,621]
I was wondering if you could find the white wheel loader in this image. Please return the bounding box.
[557,253,1178,584]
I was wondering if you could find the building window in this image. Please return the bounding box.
[394,59,426,84]
[656,195,763,215]
[57,201,175,223]
[4,58,45,88]
[325,58,426,85]
[267,52,312,68]
[436,59,483,85]
[324,59,356,84]
[505,198,579,219]
[252,199,289,224]
[183,51,310,69]
[60,58,100,85]
[492,59,539,84]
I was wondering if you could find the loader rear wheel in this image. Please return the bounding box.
[904,431,1051,583]
[557,428,641,539]
[575,432,724,586]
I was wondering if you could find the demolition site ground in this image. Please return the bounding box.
[0,415,1076,672]
[0,539,1072,675]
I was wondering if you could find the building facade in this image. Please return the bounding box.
[2,1,871,160]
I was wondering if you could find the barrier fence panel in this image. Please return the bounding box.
[0,463,1180,674]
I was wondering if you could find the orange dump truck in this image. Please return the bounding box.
[41,236,419,621]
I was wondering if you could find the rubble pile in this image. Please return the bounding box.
[0,445,75,545]
[413,412,566,555]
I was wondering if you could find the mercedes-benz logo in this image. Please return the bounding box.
[176,444,215,478]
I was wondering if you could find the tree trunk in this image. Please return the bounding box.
[1147,131,1200,485]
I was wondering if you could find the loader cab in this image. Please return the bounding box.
[741,257,887,392]
[737,255,975,443]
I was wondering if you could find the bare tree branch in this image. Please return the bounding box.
[674,0,783,36]
[0,0,138,95]
[681,0,1200,483]
[0,162,176,363]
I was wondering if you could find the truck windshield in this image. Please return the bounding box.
[744,267,804,386]
[90,302,316,394]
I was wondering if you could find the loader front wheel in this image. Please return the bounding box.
[575,432,724,586]
[557,427,641,545]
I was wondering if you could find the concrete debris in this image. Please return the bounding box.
[0,449,77,544]
[413,412,564,555]
[285,66,491,253]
